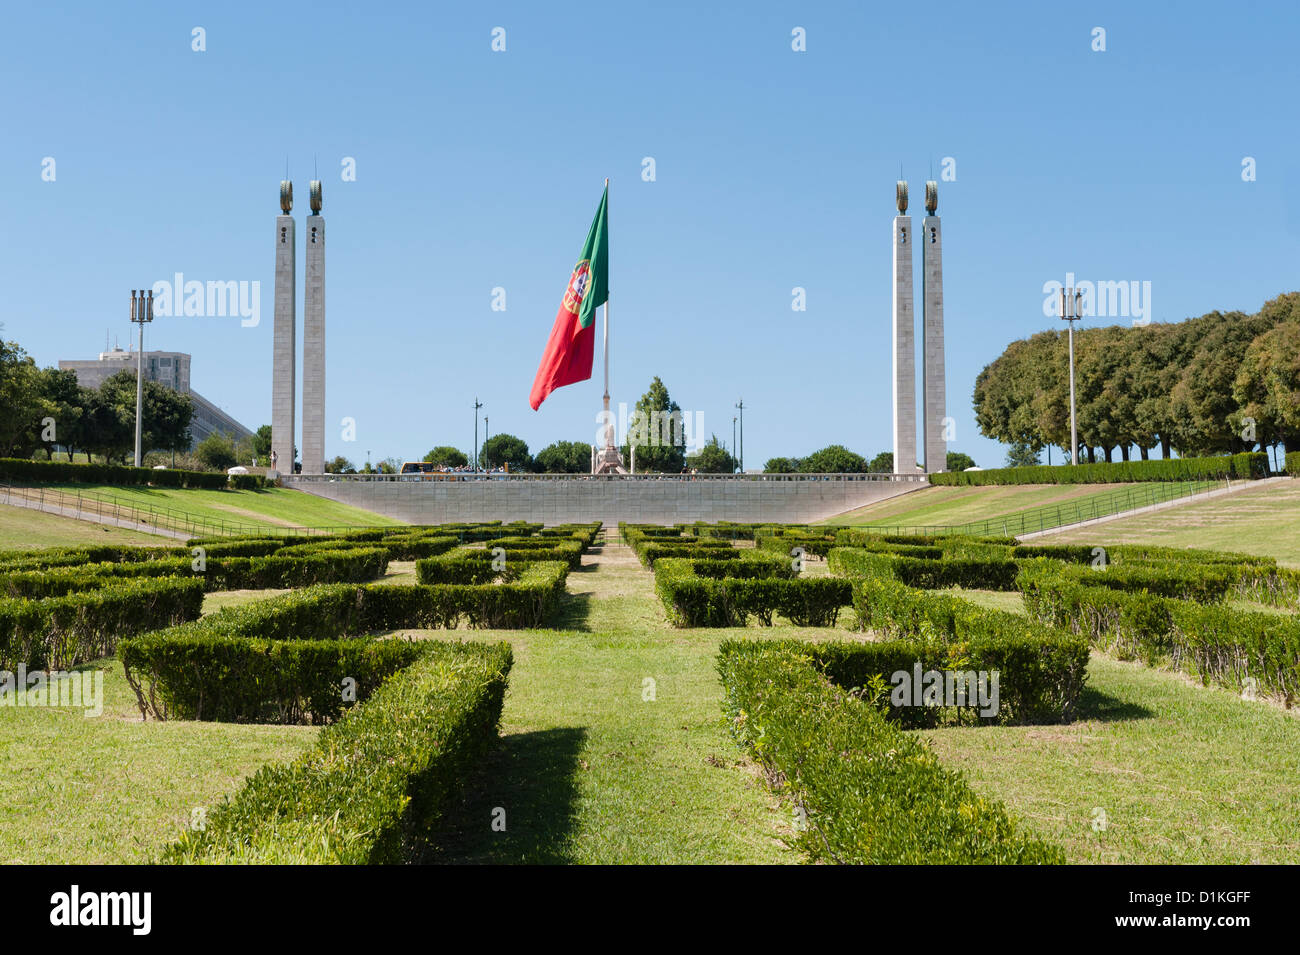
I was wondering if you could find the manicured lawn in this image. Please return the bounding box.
[0,505,170,550]
[12,483,400,536]
[1034,479,1300,567]
[823,480,1217,534]
[0,658,317,864]
[918,655,1300,864]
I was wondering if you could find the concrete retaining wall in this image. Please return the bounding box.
[286,474,925,527]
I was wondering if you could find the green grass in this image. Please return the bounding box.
[824,480,1219,534]
[918,655,1300,864]
[1033,479,1300,567]
[7,518,1299,864]
[0,505,170,550]
[14,482,400,536]
[0,658,317,863]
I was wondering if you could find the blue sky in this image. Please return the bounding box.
[3,1,1298,469]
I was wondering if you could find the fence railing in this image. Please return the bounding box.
[285,471,932,484]
[822,476,1229,538]
[0,482,383,541]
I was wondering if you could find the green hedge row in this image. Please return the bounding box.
[755,532,841,559]
[0,456,262,488]
[716,641,1064,864]
[1288,451,1300,476]
[927,454,1260,486]
[2,546,390,595]
[828,547,1022,591]
[637,540,738,568]
[1016,559,1237,604]
[655,557,851,627]
[1020,575,1299,702]
[1,576,204,670]
[161,642,513,863]
[121,632,429,723]
[119,563,565,722]
[847,577,1089,723]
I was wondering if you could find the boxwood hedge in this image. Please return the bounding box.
[161,641,513,864]
[717,641,1064,864]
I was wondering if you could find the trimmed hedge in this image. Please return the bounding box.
[1,576,204,670]
[1015,558,1237,604]
[717,641,1064,864]
[121,632,429,723]
[928,455,1253,486]
[655,557,851,627]
[845,577,1089,723]
[1288,451,1300,476]
[755,532,841,559]
[161,641,513,864]
[1020,574,1299,702]
[829,547,1022,591]
[0,456,244,488]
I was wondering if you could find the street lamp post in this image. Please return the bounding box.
[129,289,154,467]
[735,398,744,473]
[473,398,483,473]
[484,416,490,470]
[1059,287,1084,465]
[732,416,738,473]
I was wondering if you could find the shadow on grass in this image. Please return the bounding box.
[549,591,595,632]
[1075,685,1155,723]
[425,726,587,864]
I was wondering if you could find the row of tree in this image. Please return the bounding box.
[1,336,195,463]
[764,449,977,473]
[973,292,1300,462]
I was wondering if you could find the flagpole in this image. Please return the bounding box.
[602,177,612,450]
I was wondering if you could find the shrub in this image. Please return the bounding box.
[0,457,228,488]
[655,558,851,627]
[927,455,1240,486]
[0,577,205,670]
[828,547,1022,591]
[716,641,1064,864]
[162,642,513,864]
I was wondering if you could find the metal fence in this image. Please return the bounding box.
[0,482,380,541]
[284,471,931,484]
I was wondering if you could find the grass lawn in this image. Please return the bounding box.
[0,505,170,550]
[0,658,317,864]
[7,522,1298,864]
[919,655,1300,864]
[823,480,1218,534]
[12,483,400,536]
[1033,479,1300,567]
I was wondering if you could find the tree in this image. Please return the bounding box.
[946,451,977,471]
[685,435,735,473]
[622,376,686,473]
[0,339,46,457]
[764,456,801,473]
[534,440,592,473]
[194,432,238,471]
[423,445,469,468]
[480,434,530,471]
[98,370,192,462]
[799,445,868,473]
[1006,440,1041,468]
[252,425,272,465]
[867,451,894,473]
[377,457,401,474]
[325,456,357,474]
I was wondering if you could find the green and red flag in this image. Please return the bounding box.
[529,185,609,410]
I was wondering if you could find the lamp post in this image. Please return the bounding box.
[732,416,738,473]
[484,416,490,470]
[130,289,154,467]
[740,401,746,473]
[1059,287,1084,465]
[473,398,483,473]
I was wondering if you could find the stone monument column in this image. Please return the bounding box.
[921,180,946,473]
[272,180,296,476]
[892,180,918,475]
[302,180,326,475]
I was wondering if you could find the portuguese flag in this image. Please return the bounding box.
[529,185,609,410]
